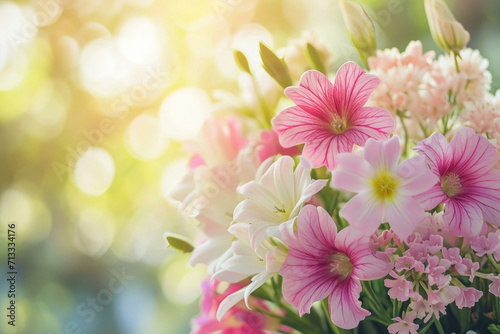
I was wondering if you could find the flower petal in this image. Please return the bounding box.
[339,192,384,235]
[443,198,484,237]
[284,70,335,121]
[272,104,328,148]
[302,133,353,170]
[331,153,373,193]
[467,170,500,227]
[450,127,497,177]
[398,155,439,196]
[216,287,246,321]
[415,183,448,210]
[364,136,400,172]
[414,131,453,176]
[385,197,427,240]
[333,61,380,117]
[294,205,338,251]
[328,279,370,329]
[349,106,395,143]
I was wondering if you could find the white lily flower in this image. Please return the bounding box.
[233,155,327,250]
[214,222,288,321]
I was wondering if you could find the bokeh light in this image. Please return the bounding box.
[1,0,499,333]
[158,87,211,140]
[74,147,115,196]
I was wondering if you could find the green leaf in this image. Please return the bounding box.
[259,42,293,89]
[489,324,500,334]
[305,43,327,75]
[165,233,194,253]
[233,49,251,74]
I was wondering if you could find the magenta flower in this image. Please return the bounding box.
[279,205,391,329]
[331,136,438,240]
[272,61,395,170]
[414,127,500,236]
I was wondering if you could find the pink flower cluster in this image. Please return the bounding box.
[384,233,483,326]
[368,41,494,140]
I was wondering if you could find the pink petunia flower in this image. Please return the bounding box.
[279,205,391,329]
[414,127,500,237]
[272,61,395,170]
[331,136,438,240]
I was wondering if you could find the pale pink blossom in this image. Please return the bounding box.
[454,258,479,282]
[388,314,419,334]
[279,205,391,329]
[455,288,483,309]
[441,247,461,265]
[470,231,500,257]
[489,275,500,297]
[272,61,395,170]
[369,41,434,116]
[385,271,414,301]
[256,129,301,163]
[437,284,461,305]
[331,136,438,240]
[460,97,500,136]
[414,127,500,236]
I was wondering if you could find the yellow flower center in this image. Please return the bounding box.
[441,172,462,197]
[371,170,399,201]
[329,253,353,280]
[330,114,349,134]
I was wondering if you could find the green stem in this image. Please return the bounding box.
[362,281,392,324]
[321,299,342,334]
[418,320,434,334]
[453,51,460,73]
[397,111,409,158]
[487,253,500,272]
[433,316,445,334]
[250,74,273,129]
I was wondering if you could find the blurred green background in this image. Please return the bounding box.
[0,0,499,333]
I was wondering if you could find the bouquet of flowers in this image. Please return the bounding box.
[167,0,500,332]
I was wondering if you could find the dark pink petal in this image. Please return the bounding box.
[364,136,400,172]
[414,131,453,176]
[284,70,335,121]
[450,127,497,178]
[398,155,439,196]
[331,153,373,193]
[301,134,353,170]
[333,61,380,119]
[294,205,338,251]
[281,262,335,316]
[464,173,500,227]
[335,227,391,280]
[349,106,395,144]
[385,197,427,240]
[444,198,484,237]
[339,192,384,235]
[272,106,329,148]
[328,279,370,329]
[416,184,448,210]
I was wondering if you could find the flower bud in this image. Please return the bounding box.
[339,0,376,65]
[425,0,470,53]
